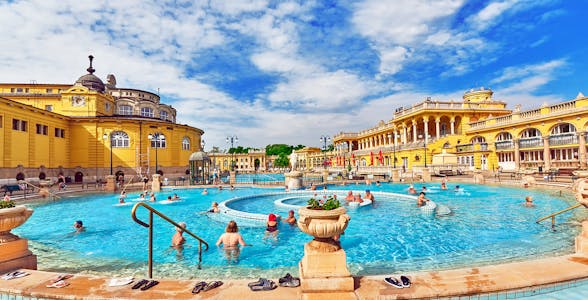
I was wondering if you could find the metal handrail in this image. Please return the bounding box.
[535,203,583,229]
[131,202,209,278]
[24,181,61,199]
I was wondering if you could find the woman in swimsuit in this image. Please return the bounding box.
[264,213,279,239]
[216,220,249,263]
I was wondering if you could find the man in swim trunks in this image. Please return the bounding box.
[417,192,428,207]
[216,220,249,263]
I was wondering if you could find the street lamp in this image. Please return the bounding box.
[226,135,238,171]
[388,133,396,168]
[201,140,205,151]
[320,135,330,168]
[102,132,113,176]
[148,133,165,174]
[418,134,429,167]
[102,131,124,176]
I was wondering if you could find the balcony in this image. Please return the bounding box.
[495,141,514,150]
[519,137,543,149]
[456,144,473,152]
[549,133,578,146]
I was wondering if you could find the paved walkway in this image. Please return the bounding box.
[2,254,587,299]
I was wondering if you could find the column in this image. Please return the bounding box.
[435,118,440,139]
[579,132,587,168]
[402,126,407,145]
[450,117,455,135]
[543,136,551,171]
[412,120,417,143]
[423,116,429,144]
[514,138,520,170]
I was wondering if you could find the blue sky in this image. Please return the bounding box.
[0,0,586,150]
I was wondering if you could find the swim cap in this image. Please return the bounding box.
[75,220,83,226]
[366,189,370,192]
[268,213,277,221]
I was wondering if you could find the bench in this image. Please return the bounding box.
[1,184,22,195]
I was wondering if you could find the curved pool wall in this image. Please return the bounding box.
[215,190,414,226]
[12,182,588,279]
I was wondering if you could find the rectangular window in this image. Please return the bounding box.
[36,124,43,134]
[55,128,60,137]
[43,125,48,135]
[0,115,2,128]
[21,121,27,132]
[46,88,53,93]
[16,88,23,93]
[12,119,19,130]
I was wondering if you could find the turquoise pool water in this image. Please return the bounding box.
[13,182,587,279]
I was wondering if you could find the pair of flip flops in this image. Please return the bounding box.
[248,278,277,291]
[46,274,73,288]
[192,281,223,294]
[278,273,300,287]
[131,279,159,291]
[2,271,30,280]
[384,275,411,289]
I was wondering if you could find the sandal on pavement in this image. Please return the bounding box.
[248,278,265,287]
[131,279,149,290]
[279,277,300,287]
[384,277,403,289]
[192,281,207,294]
[250,279,277,291]
[47,280,70,288]
[140,280,159,291]
[400,275,411,288]
[202,281,223,292]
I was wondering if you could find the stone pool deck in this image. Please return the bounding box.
[1,253,588,299]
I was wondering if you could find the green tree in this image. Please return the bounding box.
[274,153,290,167]
[266,144,295,156]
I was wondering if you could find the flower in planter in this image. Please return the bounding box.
[0,199,16,209]
[307,195,340,210]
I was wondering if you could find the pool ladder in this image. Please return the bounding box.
[131,202,209,278]
[536,203,583,229]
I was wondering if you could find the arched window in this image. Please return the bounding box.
[118,105,132,115]
[111,131,130,148]
[520,128,541,138]
[160,110,168,120]
[141,107,154,118]
[182,137,191,150]
[496,132,512,141]
[551,123,576,135]
[149,133,166,148]
[470,136,486,144]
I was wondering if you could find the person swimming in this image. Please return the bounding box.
[216,220,250,263]
[284,210,296,225]
[264,213,279,239]
[73,220,85,233]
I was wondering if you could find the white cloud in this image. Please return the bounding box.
[469,0,519,31]
[490,59,565,84]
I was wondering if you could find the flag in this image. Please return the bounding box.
[378,150,384,165]
[370,152,374,165]
[352,153,355,164]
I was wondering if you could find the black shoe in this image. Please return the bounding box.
[384,277,403,289]
[279,273,292,284]
[248,278,265,287]
[400,275,411,288]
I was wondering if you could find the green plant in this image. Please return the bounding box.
[307,196,340,210]
[0,200,16,209]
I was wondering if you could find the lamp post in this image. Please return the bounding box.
[226,135,238,171]
[419,134,429,167]
[201,140,205,151]
[102,132,113,175]
[388,133,396,168]
[148,133,165,174]
[320,135,330,169]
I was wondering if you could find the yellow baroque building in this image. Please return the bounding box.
[0,56,203,183]
[332,88,588,175]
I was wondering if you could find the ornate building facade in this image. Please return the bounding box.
[0,56,203,182]
[332,88,588,174]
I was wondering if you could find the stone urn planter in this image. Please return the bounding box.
[0,205,37,273]
[298,206,349,250]
[0,206,33,243]
[297,206,354,299]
